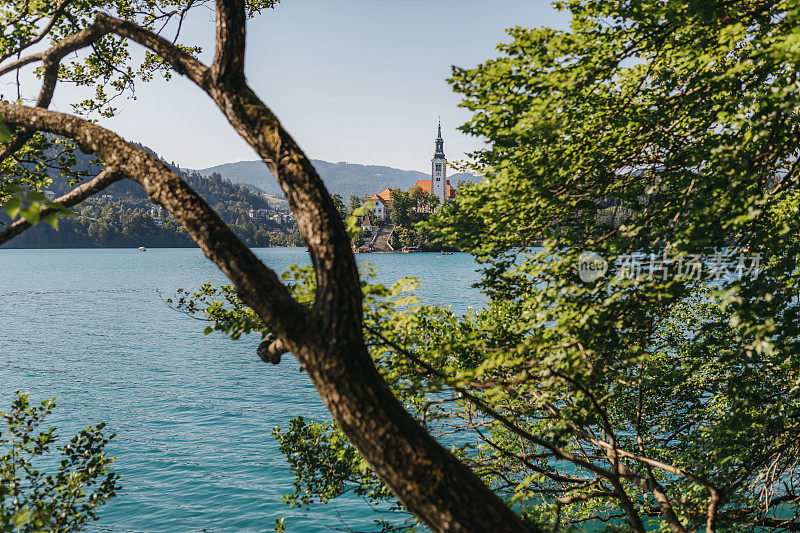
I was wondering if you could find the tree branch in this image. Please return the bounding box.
[0,166,121,246]
[211,0,246,86]
[0,6,542,527]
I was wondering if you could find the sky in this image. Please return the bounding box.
[43,1,568,173]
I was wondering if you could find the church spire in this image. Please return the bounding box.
[434,119,445,159]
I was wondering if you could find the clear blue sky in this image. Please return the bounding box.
[64,1,568,172]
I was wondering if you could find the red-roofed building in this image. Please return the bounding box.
[361,215,375,234]
[364,194,388,219]
[412,179,456,200]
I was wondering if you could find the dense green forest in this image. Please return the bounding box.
[1,143,303,248]
[1,196,302,248]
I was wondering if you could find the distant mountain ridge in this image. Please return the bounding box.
[194,159,480,199]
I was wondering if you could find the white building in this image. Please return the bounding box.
[364,188,391,219]
[362,121,455,219]
[430,120,448,205]
[361,216,375,235]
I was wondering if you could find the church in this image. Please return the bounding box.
[364,122,456,219]
[411,121,457,204]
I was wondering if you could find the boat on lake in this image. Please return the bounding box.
[138,246,147,251]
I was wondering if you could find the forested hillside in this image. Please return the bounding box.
[1,142,302,248]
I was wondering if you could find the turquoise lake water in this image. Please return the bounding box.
[0,248,484,532]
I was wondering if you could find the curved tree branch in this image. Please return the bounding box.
[0,53,46,78]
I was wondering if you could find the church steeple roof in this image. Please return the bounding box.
[433,120,445,159]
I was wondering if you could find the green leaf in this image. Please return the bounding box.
[26,191,47,202]
[3,197,21,219]
[44,202,75,218]
[20,203,40,225]
[0,112,10,143]
[42,212,59,229]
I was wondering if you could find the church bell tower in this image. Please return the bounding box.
[431,120,447,204]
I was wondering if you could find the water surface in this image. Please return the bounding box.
[0,248,483,532]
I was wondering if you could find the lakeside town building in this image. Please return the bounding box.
[364,188,391,219]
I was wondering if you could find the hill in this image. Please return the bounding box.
[1,141,302,248]
[195,160,481,199]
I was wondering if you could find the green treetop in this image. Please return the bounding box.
[264,2,800,531]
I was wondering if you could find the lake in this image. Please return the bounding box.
[0,248,484,532]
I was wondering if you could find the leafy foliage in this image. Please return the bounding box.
[0,134,92,213]
[386,189,442,251]
[0,392,119,532]
[272,417,390,507]
[0,113,10,143]
[422,0,800,529]
[2,184,74,229]
[171,1,800,531]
